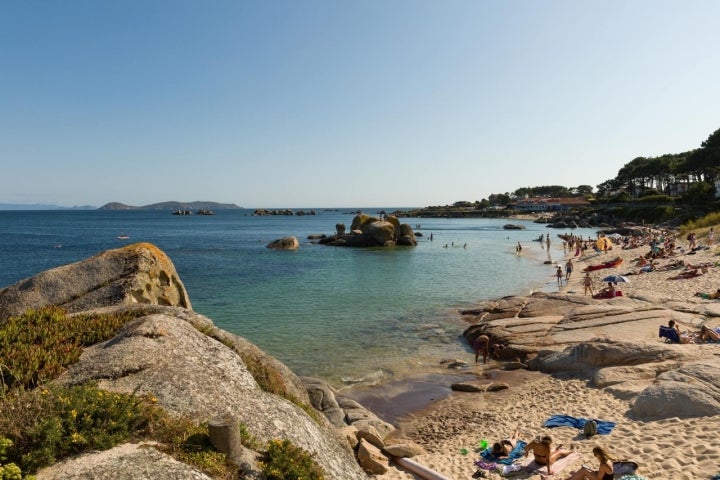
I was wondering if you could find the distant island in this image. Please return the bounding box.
[0,203,96,210]
[98,201,242,211]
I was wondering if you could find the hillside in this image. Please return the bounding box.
[98,201,242,211]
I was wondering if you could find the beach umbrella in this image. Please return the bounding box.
[601,274,629,284]
[596,237,613,251]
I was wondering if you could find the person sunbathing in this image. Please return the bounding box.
[491,428,521,459]
[565,446,614,480]
[596,282,616,298]
[524,435,571,475]
[699,325,720,343]
[695,289,720,300]
[660,320,696,344]
[669,268,703,280]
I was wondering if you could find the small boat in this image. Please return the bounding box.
[117,233,130,240]
[582,257,622,272]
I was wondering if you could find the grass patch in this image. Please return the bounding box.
[681,211,720,234]
[260,439,325,480]
[0,384,157,473]
[0,306,147,393]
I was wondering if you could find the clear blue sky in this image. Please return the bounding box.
[1,1,718,208]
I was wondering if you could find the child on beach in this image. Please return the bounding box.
[583,272,594,296]
[556,266,564,287]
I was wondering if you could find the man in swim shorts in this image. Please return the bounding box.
[473,335,490,364]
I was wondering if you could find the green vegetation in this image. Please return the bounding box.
[0,306,329,479]
[153,416,240,480]
[681,212,720,236]
[0,438,34,480]
[260,439,325,480]
[0,384,156,473]
[417,126,720,224]
[0,306,147,393]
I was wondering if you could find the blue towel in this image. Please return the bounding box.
[543,415,615,435]
[480,440,527,465]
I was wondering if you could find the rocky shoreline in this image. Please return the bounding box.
[372,227,720,479]
[3,231,720,479]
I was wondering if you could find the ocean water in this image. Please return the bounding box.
[0,210,596,388]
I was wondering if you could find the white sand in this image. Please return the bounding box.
[375,231,720,479]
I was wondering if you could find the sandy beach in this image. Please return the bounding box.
[374,229,720,480]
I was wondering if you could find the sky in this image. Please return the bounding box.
[1,1,719,208]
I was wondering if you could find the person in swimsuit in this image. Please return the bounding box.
[583,272,594,296]
[700,325,720,343]
[490,428,520,458]
[565,446,614,480]
[473,335,490,364]
[524,435,572,475]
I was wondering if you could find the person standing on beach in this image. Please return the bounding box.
[565,259,573,281]
[708,227,714,246]
[556,265,563,287]
[473,335,490,364]
[583,272,594,296]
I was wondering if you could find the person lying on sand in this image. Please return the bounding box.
[695,289,720,300]
[565,446,614,480]
[524,435,572,475]
[668,268,703,280]
[699,325,720,343]
[491,428,521,459]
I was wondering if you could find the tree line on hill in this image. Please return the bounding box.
[406,127,720,224]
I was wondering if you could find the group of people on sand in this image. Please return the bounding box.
[489,430,613,479]
[662,319,720,344]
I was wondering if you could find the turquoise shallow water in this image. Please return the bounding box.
[0,210,596,387]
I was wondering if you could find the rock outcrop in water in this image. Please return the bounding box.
[319,214,417,247]
[0,243,375,479]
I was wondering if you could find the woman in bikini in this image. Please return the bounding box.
[565,446,614,480]
[491,428,520,458]
[524,435,572,475]
[700,325,720,343]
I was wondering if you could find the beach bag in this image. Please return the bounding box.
[613,461,639,475]
[583,419,598,438]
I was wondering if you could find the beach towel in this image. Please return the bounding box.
[543,415,616,435]
[659,325,680,343]
[478,440,527,465]
[525,451,580,478]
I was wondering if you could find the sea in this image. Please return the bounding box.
[0,209,597,390]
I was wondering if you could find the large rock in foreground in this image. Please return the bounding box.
[51,306,368,480]
[0,242,191,322]
[36,443,214,480]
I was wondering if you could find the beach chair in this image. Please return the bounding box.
[659,325,680,343]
